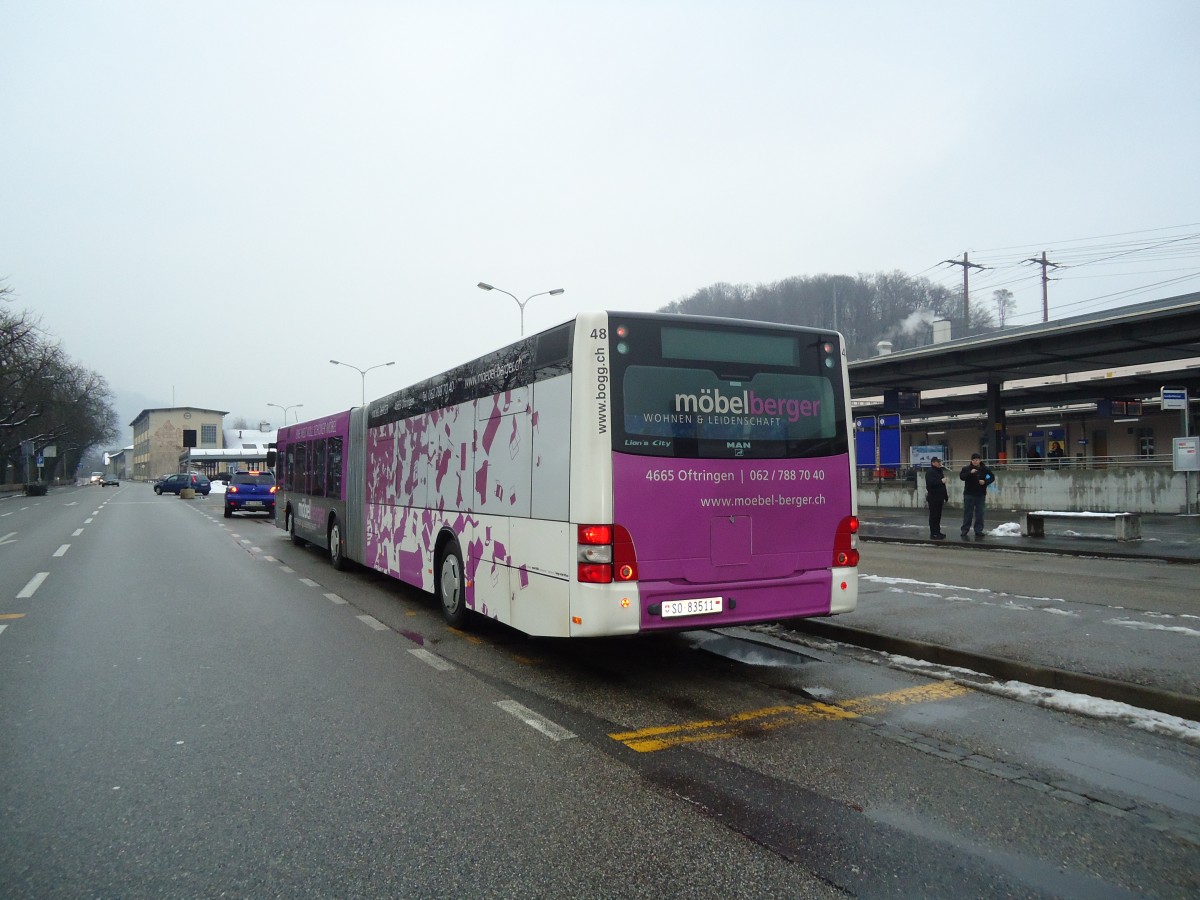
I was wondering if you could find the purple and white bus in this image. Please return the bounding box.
[276,311,859,637]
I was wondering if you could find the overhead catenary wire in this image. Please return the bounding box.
[932,224,1200,327]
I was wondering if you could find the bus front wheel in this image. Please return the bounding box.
[289,511,306,547]
[437,541,468,628]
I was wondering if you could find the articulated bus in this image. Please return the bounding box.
[276,311,859,638]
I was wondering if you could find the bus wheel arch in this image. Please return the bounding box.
[328,513,349,571]
[435,531,469,628]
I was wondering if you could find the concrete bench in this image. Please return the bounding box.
[1023,510,1142,541]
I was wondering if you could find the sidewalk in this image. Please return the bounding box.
[858,505,1200,563]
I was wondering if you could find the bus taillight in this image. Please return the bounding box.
[833,515,860,568]
[577,524,639,583]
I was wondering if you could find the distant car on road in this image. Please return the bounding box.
[224,470,276,518]
[89,472,104,485]
[154,473,211,496]
[100,474,120,486]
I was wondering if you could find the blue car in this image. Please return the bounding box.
[224,470,276,518]
[154,472,211,496]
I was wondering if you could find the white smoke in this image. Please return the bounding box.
[899,309,936,335]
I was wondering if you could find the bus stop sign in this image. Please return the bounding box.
[1162,387,1188,410]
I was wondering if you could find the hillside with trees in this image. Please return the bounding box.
[659,271,998,360]
[1,283,119,484]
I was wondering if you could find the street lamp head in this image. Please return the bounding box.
[330,359,340,365]
[477,282,494,291]
[549,288,565,296]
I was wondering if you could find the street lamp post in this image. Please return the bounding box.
[477,282,565,336]
[267,402,304,425]
[330,359,396,407]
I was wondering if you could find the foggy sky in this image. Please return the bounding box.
[2,1,1198,433]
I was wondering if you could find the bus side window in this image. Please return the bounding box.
[283,444,294,491]
[313,438,327,497]
[327,437,344,498]
[295,441,308,495]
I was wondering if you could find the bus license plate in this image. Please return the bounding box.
[661,597,724,618]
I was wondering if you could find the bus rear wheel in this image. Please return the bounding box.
[329,516,349,571]
[437,541,468,628]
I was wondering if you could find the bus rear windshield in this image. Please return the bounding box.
[611,320,847,459]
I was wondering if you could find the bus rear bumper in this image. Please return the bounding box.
[635,569,854,632]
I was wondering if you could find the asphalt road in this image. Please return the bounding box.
[2,484,1198,898]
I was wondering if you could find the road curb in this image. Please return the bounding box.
[860,533,1200,564]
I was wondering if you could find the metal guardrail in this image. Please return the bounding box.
[857,454,1177,484]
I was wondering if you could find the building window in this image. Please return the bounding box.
[1136,428,1155,458]
[201,424,218,446]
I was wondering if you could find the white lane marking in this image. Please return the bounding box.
[299,578,319,588]
[84,518,94,524]
[0,531,16,545]
[53,544,70,557]
[279,566,294,573]
[324,593,347,605]
[409,648,455,671]
[494,699,576,741]
[72,528,84,537]
[17,572,49,599]
[356,615,389,631]
[0,624,6,637]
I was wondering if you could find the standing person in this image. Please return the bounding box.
[959,453,996,540]
[924,457,949,539]
[1048,441,1065,468]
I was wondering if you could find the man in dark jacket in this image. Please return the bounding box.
[959,453,996,540]
[924,457,948,539]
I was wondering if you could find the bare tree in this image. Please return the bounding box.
[993,289,1016,328]
[1,284,118,481]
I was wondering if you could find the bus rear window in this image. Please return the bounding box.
[610,319,847,460]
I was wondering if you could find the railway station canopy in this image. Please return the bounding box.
[848,291,1200,419]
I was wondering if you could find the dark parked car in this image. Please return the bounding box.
[154,473,211,496]
[224,470,276,518]
[100,474,120,486]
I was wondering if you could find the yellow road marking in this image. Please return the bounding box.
[609,682,971,752]
[0,613,27,620]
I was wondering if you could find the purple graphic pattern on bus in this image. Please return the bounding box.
[365,391,530,618]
